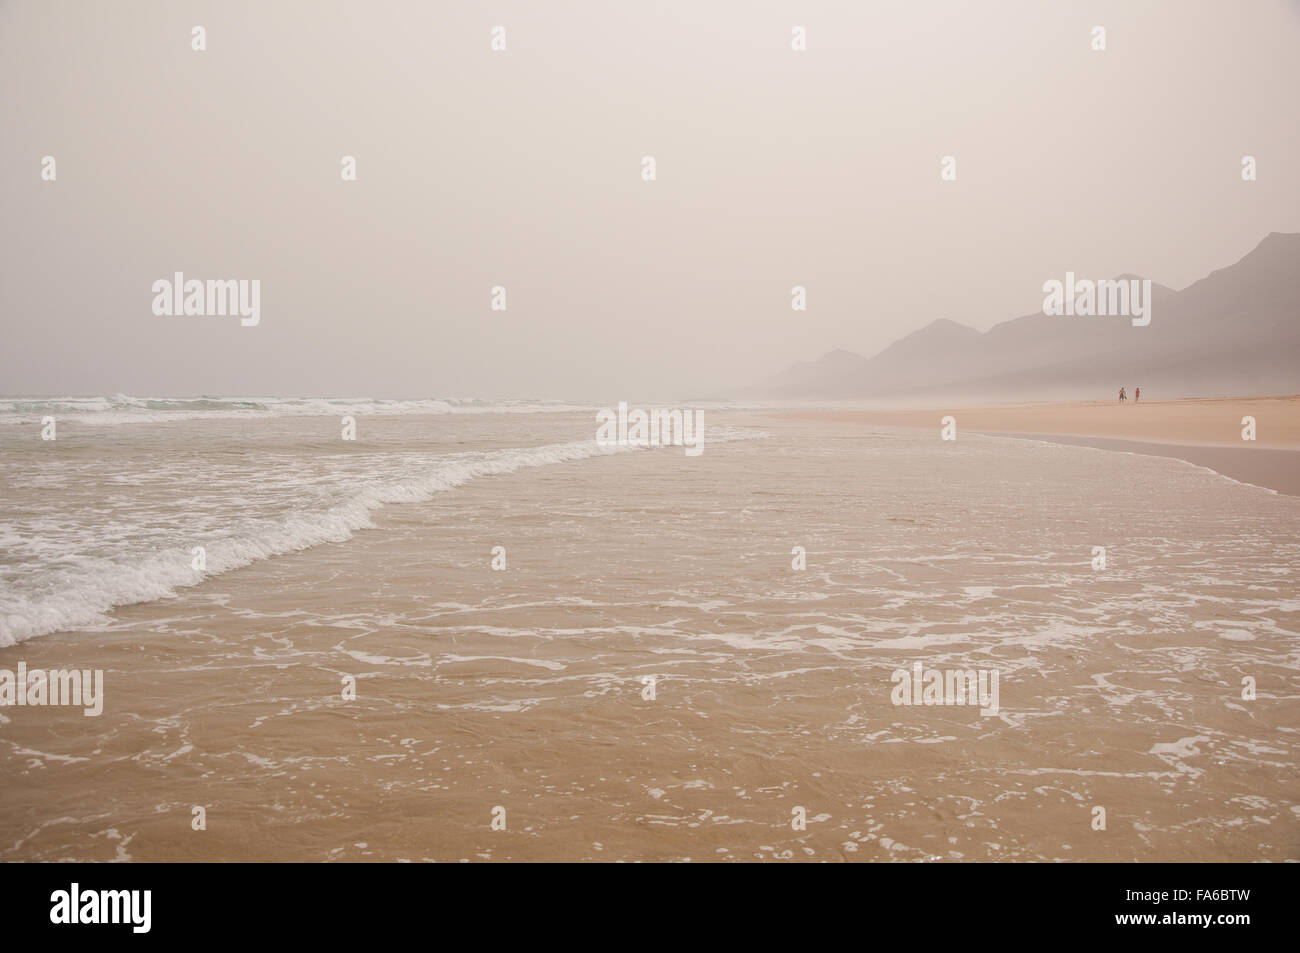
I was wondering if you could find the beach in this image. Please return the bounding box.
[778,396,1300,496]
[1,401,1297,861]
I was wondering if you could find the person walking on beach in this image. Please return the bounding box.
[1134,386,1140,403]
[1119,387,1126,404]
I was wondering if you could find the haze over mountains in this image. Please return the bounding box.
[753,233,1300,402]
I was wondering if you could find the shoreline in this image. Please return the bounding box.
[977,432,1297,497]
[771,396,1300,448]
[767,396,1300,496]
[4,412,1297,862]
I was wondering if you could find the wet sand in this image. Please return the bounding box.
[986,434,1300,498]
[777,396,1300,496]
[777,396,1300,447]
[2,413,1296,862]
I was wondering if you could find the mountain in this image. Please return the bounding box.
[753,233,1300,400]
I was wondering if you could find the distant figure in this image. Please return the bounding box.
[1119,387,1126,403]
[1134,386,1140,402]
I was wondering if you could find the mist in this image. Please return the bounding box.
[2,0,1298,401]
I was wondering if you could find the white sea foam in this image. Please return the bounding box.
[0,427,766,645]
[0,394,781,426]
[0,394,592,426]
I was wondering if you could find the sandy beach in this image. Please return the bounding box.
[777,396,1300,496]
[2,407,1296,862]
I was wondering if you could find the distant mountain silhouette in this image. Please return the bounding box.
[753,233,1300,400]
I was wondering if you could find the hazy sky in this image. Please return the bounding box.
[3,0,1298,401]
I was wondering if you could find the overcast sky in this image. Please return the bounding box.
[2,0,1298,401]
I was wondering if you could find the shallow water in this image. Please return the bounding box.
[1,410,1296,861]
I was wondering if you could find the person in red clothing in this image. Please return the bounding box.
[1135,386,1140,402]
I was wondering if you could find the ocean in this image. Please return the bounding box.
[0,399,1296,860]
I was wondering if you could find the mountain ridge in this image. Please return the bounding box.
[752,232,1300,400]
